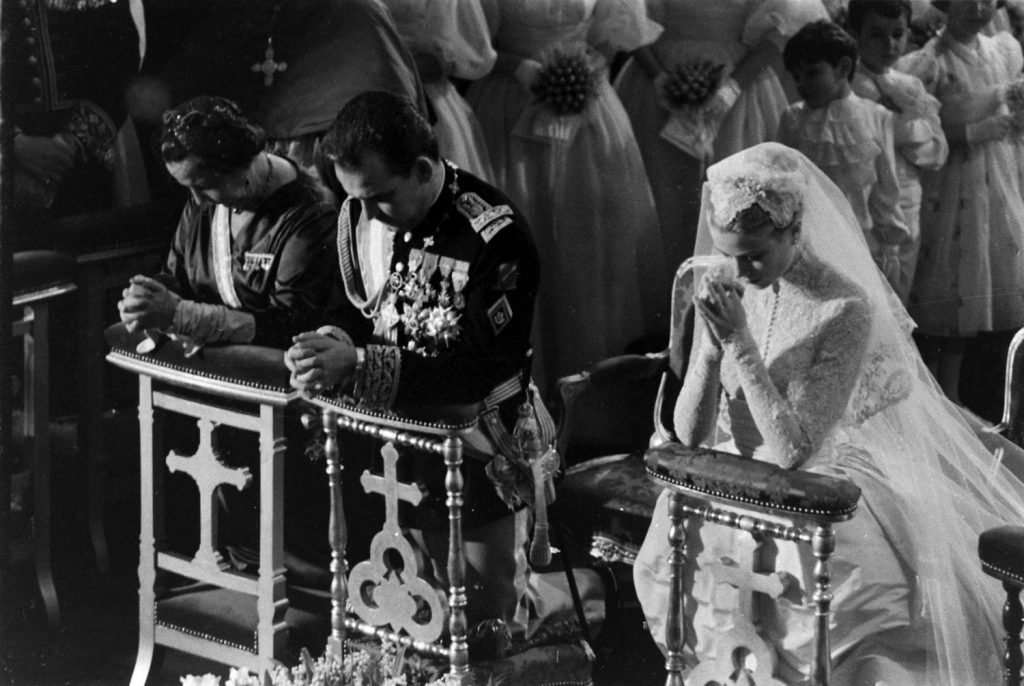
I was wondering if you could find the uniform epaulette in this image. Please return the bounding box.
[456,191,514,243]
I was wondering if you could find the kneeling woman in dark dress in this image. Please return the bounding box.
[114,95,343,583]
[117,95,340,349]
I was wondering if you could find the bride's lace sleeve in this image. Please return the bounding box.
[673,323,724,448]
[723,297,871,468]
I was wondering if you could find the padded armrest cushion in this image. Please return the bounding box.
[645,443,861,521]
[13,250,77,296]
[106,323,292,393]
[979,525,1024,583]
[574,351,670,388]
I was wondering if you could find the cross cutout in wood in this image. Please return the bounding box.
[360,442,424,536]
[166,418,252,571]
[251,38,287,87]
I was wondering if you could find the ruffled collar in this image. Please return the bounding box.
[790,92,883,167]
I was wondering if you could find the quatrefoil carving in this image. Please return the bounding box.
[347,442,449,642]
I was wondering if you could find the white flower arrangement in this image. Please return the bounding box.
[181,642,452,686]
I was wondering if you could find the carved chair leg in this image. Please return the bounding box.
[811,524,836,686]
[24,302,60,626]
[322,408,348,658]
[444,436,470,684]
[664,491,688,686]
[1002,582,1023,686]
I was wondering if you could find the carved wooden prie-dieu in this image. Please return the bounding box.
[302,396,478,683]
[107,338,298,685]
[646,443,861,686]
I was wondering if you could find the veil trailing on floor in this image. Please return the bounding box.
[693,142,1024,684]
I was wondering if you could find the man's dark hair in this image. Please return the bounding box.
[160,96,264,175]
[847,0,913,32]
[783,20,859,81]
[320,90,439,176]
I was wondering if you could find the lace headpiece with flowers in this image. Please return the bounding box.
[706,142,808,230]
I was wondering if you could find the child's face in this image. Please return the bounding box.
[855,12,909,72]
[792,59,850,109]
[946,0,998,38]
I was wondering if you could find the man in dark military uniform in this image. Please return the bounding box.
[285,90,548,635]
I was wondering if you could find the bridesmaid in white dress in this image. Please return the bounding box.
[614,0,828,276]
[382,0,497,182]
[468,0,668,392]
[900,0,1024,403]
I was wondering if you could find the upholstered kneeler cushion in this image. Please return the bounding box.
[979,525,1024,585]
[645,443,862,520]
[158,584,327,656]
[557,453,661,563]
[13,250,77,298]
[105,323,292,391]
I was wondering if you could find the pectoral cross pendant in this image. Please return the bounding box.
[252,37,287,86]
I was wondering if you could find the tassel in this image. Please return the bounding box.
[514,399,552,566]
[300,647,315,680]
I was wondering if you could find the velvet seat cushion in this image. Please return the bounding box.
[556,453,662,562]
[157,583,328,658]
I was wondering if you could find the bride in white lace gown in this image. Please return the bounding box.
[634,142,1024,685]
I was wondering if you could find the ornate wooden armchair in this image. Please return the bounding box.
[553,260,692,569]
[979,327,1024,686]
[554,258,863,685]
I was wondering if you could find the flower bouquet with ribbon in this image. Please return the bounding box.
[658,59,726,109]
[656,59,738,161]
[532,45,598,116]
[512,43,600,146]
[1006,78,1024,134]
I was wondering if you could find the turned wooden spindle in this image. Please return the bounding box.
[1001,582,1024,686]
[811,524,836,686]
[664,491,688,686]
[444,435,469,683]
[323,407,348,657]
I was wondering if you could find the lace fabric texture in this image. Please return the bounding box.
[639,142,1024,684]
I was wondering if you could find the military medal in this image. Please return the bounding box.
[408,248,424,274]
[452,262,469,309]
[422,252,439,279]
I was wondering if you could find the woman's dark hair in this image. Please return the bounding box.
[319,90,439,177]
[160,96,265,175]
[847,0,913,31]
[783,20,859,81]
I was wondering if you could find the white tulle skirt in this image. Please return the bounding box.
[426,79,495,184]
[467,69,668,391]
